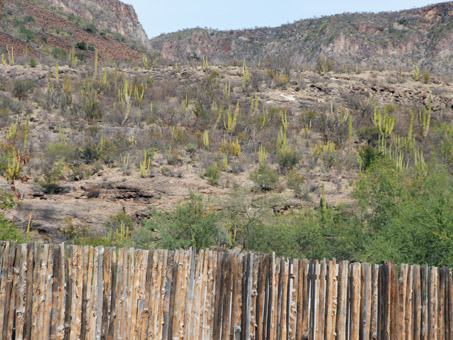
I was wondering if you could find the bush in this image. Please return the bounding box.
[357,146,383,171]
[135,194,225,250]
[286,169,306,198]
[75,41,88,50]
[12,80,34,100]
[105,212,135,233]
[205,163,220,186]
[277,149,299,174]
[356,126,380,145]
[29,58,38,68]
[421,72,430,84]
[52,47,67,59]
[250,165,278,191]
[0,214,28,243]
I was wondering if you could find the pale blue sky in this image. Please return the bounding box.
[123,0,437,38]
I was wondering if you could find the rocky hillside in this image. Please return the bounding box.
[36,0,149,48]
[150,2,453,75]
[0,0,145,62]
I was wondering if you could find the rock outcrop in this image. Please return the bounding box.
[150,2,453,75]
[41,0,149,48]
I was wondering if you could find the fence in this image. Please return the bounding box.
[0,241,452,339]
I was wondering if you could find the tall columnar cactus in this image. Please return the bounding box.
[373,105,395,138]
[258,145,267,166]
[203,130,209,149]
[420,97,431,139]
[140,150,151,178]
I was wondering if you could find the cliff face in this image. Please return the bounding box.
[42,0,149,48]
[150,2,453,75]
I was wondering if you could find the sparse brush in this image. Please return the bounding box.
[220,138,241,157]
[302,120,312,139]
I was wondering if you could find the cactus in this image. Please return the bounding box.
[281,109,288,132]
[134,84,145,107]
[142,54,149,69]
[68,48,78,68]
[414,147,427,176]
[221,138,241,157]
[373,105,395,138]
[93,50,98,79]
[203,130,209,149]
[120,79,132,125]
[313,141,335,159]
[223,102,240,134]
[223,155,228,171]
[408,113,414,139]
[55,62,60,82]
[6,45,13,64]
[348,115,352,149]
[23,116,30,151]
[6,149,21,183]
[413,66,420,81]
[223,81,231,100]
[259,145,267,166]
[250,94,259,116]
[303,120,312,139]
[242,58,249,90]
[261,107,269,128]
[202,56,209,72]
[420,97,431,138]
[140,150,151,178]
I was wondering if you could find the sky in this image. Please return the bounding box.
[122,0,437,38]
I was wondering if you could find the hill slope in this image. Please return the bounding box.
[150,2,453,75]
[35,0,149,48]
[0,0,145,62]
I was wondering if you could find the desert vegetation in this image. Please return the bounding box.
[0,0,452,268]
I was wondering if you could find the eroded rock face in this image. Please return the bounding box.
[150,2,453,75]
[44,0,149,48]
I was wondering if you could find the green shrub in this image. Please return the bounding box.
[0,214,28,243]
[277,149,299,174]
[357,146,383,171]
[356,126,380,145]
[52,48,67,60]
[205,163,220,186]
[250,165,278,191]
[0,108,10,128]
[421,72,430,84]
[135,194,225,250]
[12,80,34,100]
[75,41,88,50]
[29,58,38,68]
[19,27,37,43]
[286,169,306,198]
[105,212,135,233]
